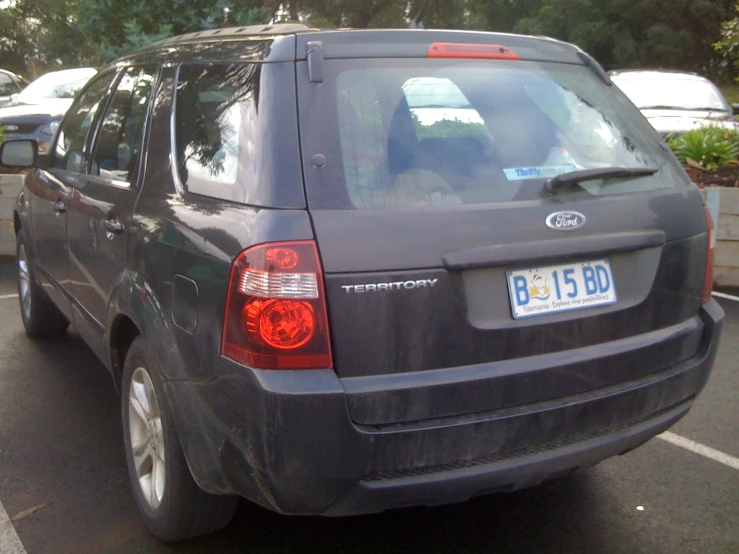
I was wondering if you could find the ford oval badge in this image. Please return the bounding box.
[546,211,586,231]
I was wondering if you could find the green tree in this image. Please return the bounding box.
[716,3,739,80]
[76,0,272,63]
[2,0,738,82]
[510,0,734,75]
[0,6,31,76]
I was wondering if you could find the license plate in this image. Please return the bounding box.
[507,259,617,319]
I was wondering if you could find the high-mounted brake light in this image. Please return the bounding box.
[222,241,333,369]
[427,43,520,60]
[702,206,715,305]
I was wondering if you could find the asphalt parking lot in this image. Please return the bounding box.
[0,255,738,554]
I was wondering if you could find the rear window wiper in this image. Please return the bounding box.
[545,167,658,194]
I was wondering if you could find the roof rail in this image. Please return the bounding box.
[151,23,313,48]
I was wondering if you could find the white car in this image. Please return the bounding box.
[610,69,739,138]
[0,67,96,153]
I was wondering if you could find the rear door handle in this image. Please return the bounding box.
[53,200,66,214]
[104,219,125,235]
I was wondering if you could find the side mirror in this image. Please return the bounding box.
[0,139,38,169]
[732,103,739,116]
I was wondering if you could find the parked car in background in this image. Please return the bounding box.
[0,25,723,542]
[0,69,29,108]
[609,69,739,138]
[0,67,96,153]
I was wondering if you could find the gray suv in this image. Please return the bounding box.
[0,24,723,542]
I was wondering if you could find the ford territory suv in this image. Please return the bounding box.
[0,24,723,541]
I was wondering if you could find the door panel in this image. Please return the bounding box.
[297,58,710,382]
[67,179,136,330]
[67,65,157,346]
[27,71,118,314]
[26,168,73,315]
[67,178,135,358]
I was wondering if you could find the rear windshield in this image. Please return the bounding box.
[298,59,686,210]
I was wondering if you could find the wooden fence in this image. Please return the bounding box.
[712,187,739,287]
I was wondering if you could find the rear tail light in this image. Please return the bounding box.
[427,43,520,60]
[222,241,333,369]
[702,206,715,304]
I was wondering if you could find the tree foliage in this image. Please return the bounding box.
[0,0,91,76]
[1,0,737,80]
[515,0,736,74]
[716,4,739,79]
[76,0,272,62]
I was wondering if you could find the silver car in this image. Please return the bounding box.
[0,67,96,153]
[610,69,738,138]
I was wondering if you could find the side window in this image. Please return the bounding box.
[12,76,27,91]
[0,74,15,96]
[91,65,157,183]
[50,72,117,172]
[174,63,261,202]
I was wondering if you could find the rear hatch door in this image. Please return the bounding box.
[296,35,708,425]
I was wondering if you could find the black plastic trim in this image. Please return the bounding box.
[442,230,666,270]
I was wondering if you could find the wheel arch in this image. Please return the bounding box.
[109,312,141,393]
[13,210,21,235]
[106,269,183,393]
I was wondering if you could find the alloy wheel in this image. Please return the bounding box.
[128,366,166,509]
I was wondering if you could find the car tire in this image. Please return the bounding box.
[121,336,238,542]
[16,231,70,338]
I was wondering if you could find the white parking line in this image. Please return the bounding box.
[0,294,17,300]
[658,431,739,471]
[0,498,27,554]
[712,291,739,302]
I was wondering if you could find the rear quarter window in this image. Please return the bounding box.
[173,62,305,208]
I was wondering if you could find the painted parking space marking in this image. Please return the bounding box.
[658,431,739,471]
[0,294,18,300]
[712,291,739,302]
[0,497,27,554]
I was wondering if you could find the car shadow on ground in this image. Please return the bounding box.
[190,471,628,554]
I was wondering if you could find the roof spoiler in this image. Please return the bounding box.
[578,51,612,86]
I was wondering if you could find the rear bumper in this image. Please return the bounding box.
[164,299,723,516]
[323,399,689,516]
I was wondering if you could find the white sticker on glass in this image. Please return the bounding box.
[503,165,576,181]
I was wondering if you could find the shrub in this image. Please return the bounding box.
[668,126,739,172]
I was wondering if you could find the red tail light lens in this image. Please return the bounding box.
[702,206,715,305]
[243,299,315,349]
[222,241,333,369]
[427,43,520,60]
[265,247,299,270]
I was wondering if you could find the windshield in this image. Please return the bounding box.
[612,75,729,112]
[299,59,683,210]
[17,68,97,104]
